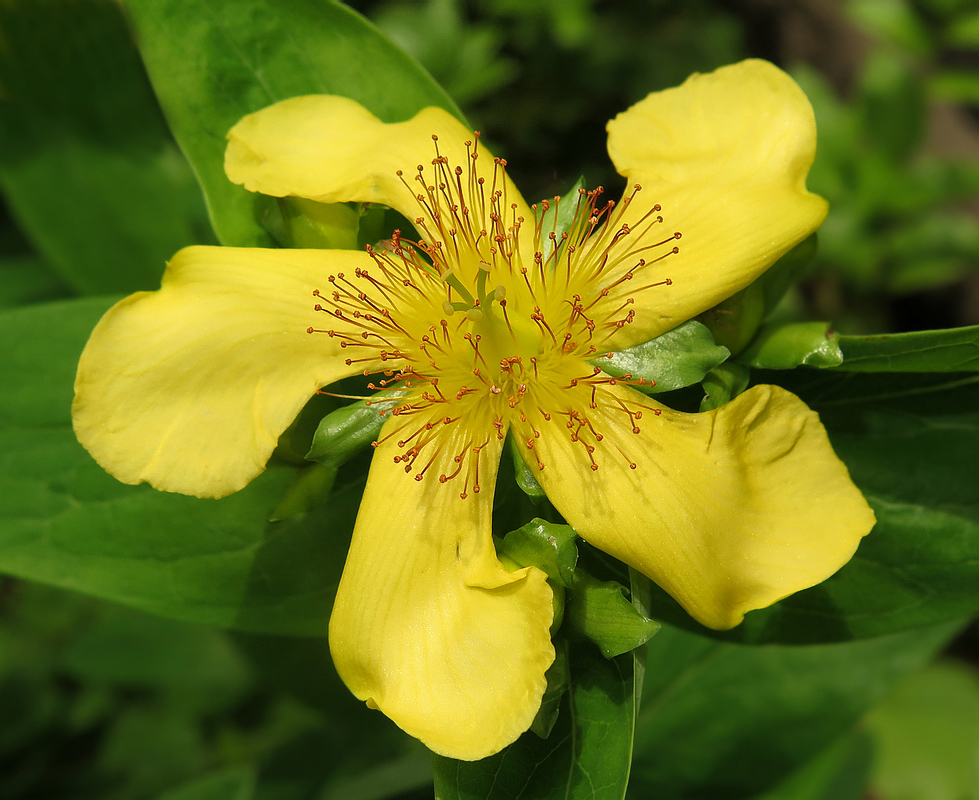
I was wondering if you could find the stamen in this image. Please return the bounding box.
[308,131,683,495]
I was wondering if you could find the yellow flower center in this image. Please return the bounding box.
[308,134,682,497]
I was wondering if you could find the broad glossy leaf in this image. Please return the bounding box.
[0,298,354,636]
[629,620,961,799]
[269,463,338,522]
[595,320,729,394]
[833,324,979,372]
[645,370,979,644]
[126,0,463,247]
[0,0,211,295]
[0,257,70,310]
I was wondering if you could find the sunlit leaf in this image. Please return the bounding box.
[832,325,979,372]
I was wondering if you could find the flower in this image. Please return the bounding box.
[73,60,875,760]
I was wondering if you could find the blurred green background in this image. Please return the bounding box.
[0,1,977,798]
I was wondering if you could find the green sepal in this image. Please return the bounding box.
[831,324,979,372]
[699,283,766,356]
[697,235,819,367]
[277,198,361,250]
[594,319,730,394]
[507,436,547,502]
[305,392,408,467]
[529,640,570,739]
[738,321,843,370]
[566,571,660,659]
[755,234,819,316]
[700,362,751,411]
[498,519,579,588]
[535,176,587,264]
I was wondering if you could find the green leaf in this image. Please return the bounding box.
[0,256,70,311]
[756,732,873,800]
[595,320,730,394]
[566,571,660,659]
[832,325,979,372]
[126,0,464,248]
[738,321,843,370]
[865,661,979,800]
[0,298,352,636]
[629,620,962,798]
[0,0,212,295]
[645,370,979,644]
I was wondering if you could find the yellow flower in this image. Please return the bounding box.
[72,60,875,760]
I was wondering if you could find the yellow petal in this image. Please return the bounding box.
[527,382,875,630]
[225,95,533,239]
[329,422,554,760]
[602,59,828,349]
[72,246,373,498]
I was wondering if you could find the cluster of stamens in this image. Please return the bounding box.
[306,132,681,497]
